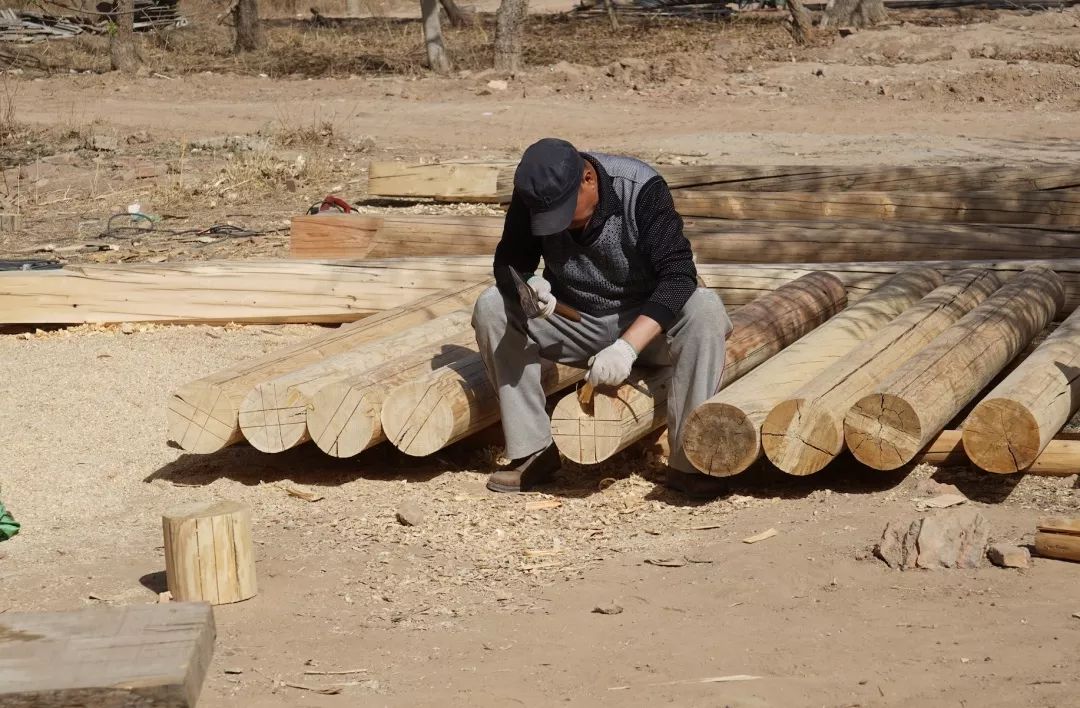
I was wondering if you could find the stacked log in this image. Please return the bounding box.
[760,269,1001,476]
[680,268,944,477]
[549,272,848,465]
[844,267,1065,470]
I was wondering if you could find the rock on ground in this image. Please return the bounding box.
[876,509,990,570]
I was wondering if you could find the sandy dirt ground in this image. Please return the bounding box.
[2,6,1080,707]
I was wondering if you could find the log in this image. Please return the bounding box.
[163,500,257,606]
[238,310,473,453]
[167,280,491,454]
[381,356,585,457]
[962,306,1080,473]
[550,272,848,465]
[682,268,945,477]
[673,191,1080,226]
[0,258,491,325]
[365,162,1080,202]
[0,603,214,707]
[845,267,1065,470]
[1034,532,1080,563]
[307,330,477,458]
[1037,517,1080,535]
[761,269,1002,476]
[289,213,1080,263]
[916,429,1080,476]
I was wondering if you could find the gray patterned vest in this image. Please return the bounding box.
[540,153,658,315]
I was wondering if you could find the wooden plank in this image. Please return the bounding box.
[0,258,491,325]
[551,272,848,465]
[365,162,1080,203]
[673,191,1080,226]
[289,213,1080,263]
[845,267,1065,470]
[682,268,945,477]
[963,306,1080,473]
[0,603,214,707]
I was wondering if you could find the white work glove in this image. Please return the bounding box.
[587,339,638,387]
[526,275,557,319]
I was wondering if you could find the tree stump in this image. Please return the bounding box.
[163,501,257,605]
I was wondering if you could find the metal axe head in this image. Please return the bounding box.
[507,266,543,319]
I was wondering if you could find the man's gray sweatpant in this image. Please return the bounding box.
[471,287,732,473]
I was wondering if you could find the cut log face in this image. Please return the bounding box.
[163,500,257,605]
[238,310,473,453]
[381,356,584,457]
[845,266,1065,470]
[963,305,1080,473]
[552,271,848,465]
[166,279,492,454]
[682,268,944,477]
[307,331,478,458]
[761,268,1002,476]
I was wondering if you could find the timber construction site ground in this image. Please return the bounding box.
[2,2,1080,706]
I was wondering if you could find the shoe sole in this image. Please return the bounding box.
[486,479,523,494]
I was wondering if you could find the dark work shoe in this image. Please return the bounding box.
[663,468,730,500]
[487,443,562,493]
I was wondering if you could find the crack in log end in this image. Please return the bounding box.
[963,397,1041,474]
[845,393,920,470]
[762,398,845,476]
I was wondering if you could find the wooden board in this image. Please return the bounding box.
[289,213,1080,263]
[365,162,1080,203]
[673,191,1080,226]
[0,602,214,707]
[0,259,491,325]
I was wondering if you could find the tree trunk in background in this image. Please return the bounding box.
[421,0,452,73]
[494,0,528,73]
[787,0,813,43]
[233,0,265,53]
[820,0,886,28]
[109,0,140,74]
[439,0,474,27]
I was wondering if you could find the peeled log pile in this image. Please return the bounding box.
[762,269,1002,476]
[550,272,848,465]
[307,330,477,458]
[916,429,1080,476]
[167,280,491,454]
[681,268,944,477]
[673,191,1080,227]
[162,500,257,605]
[289,213,1080,264]
[845,267,1065,470]
[962,306,1080,473]
[238,310,473,453]
[381,356,584,457]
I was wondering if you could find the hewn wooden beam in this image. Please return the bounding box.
[845,267,1065,470]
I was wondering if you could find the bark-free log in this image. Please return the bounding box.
[238,310,473,453]
[1034,532,1080,563]
[307,330,478,458]
[962,306,1080,473]
[167,279,492,454]
[682,268,945,477]
[381,356,584,457]
[762,269,1002,476]
[1038,517,1080,535]
[289,213,1080,263]
[845,267,1065,470]
[673,191,1080,227]
[916,429,1080,476]
[551,272,848,465]
[163,500,257,605]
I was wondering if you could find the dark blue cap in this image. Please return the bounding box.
[513,138,582,235]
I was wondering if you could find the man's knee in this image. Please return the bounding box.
[680,288,731,335]
[472,286,508,330]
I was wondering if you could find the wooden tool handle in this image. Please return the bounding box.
[555,301,582,322]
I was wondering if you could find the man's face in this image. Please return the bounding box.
[568,164,599,229]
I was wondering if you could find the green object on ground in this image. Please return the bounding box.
[0,500,19,540]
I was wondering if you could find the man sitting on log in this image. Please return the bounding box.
[472,138,732,498]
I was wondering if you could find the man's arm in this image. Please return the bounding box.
[493,191,543,299]
[620,177,698,352]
